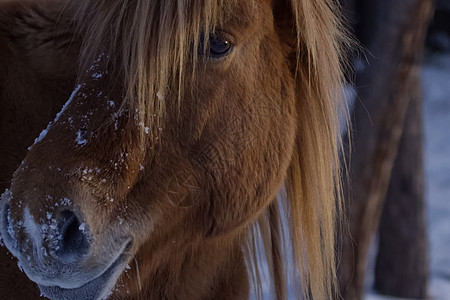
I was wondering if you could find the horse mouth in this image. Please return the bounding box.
[38,242,132,300]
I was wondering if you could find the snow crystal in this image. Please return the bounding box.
[30,129,50,150]
[40,223,49,234]
[49,222,57,231]
[92,72,103,79]
[60,198,72,206]
[75,130,88,146]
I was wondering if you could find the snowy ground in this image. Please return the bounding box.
[365,53,450,300]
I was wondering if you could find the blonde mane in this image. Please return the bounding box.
[68,1,348,299]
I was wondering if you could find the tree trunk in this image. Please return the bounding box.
[374,72,428,298]
[337,1,433,299]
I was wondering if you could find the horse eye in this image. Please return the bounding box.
[208,36,232,58]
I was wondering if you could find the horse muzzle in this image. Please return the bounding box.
[0,189,133,300]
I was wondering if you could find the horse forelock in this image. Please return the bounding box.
[68,0,239,138]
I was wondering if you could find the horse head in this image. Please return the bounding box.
[0,1,347,299]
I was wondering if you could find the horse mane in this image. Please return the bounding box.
[66,1,348,299]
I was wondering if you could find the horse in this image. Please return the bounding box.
[0,0,348,299]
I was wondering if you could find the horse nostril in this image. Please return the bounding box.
[57,210,90,262]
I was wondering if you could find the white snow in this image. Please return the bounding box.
[60,197,72,206]
[78,223,86,233]
[92,72,103,79]
[75,129,88,146]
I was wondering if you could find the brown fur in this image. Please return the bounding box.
[0,0,348,299]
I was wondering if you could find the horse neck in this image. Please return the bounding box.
[120,234,250,299]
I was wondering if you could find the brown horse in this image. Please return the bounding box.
[0,0,348,299]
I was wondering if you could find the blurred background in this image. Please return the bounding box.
[338,0,450,299]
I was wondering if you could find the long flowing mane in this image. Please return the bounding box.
[67,0,348,299]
